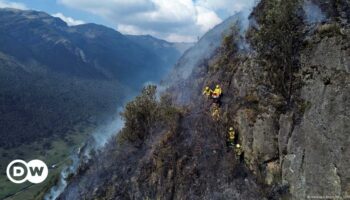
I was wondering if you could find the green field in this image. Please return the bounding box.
[0,123,96,200]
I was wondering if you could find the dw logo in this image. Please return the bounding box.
[6,159,48,184]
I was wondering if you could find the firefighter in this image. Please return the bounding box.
[235,144,244,162]
[235,144,242,156]
[202,86,212,97]
[227,127,235,147]
[212,85,222,106]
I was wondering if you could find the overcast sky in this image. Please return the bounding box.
[0,0,256,42]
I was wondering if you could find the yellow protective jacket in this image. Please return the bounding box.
[228,131,235,140]
[212,88,222,97]
[235,146,242,156]
[203,89,212,96]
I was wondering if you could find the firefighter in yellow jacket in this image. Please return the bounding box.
[202,86,212,98]
[212,85,222,106]
[235,143,244,162]
[235,144,242,156]
[227,127,235,147]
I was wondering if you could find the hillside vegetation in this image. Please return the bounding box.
[59,0,350,199]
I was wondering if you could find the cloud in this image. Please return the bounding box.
[52,13,85,26]
[58,0,256,42]
[195,6,222,32]
[197,0,256,15]
[0,0,27,10]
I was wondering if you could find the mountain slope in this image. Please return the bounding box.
[57,11,270,200]
[59,0,349,199]
[0,8,183,148]
[126,34,192,70]
[167,14,244,83]
[166,13,248,104]
[0,8,183,86]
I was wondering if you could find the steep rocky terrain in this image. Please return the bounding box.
[58,0,349,199]
[167,14,246,88]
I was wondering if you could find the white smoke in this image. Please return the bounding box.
[44,154,80,200]
[142,81,167,101]
[303,0,326,24]
[44,112,125,200]
[91,111,124,149]
[168,0,260,84]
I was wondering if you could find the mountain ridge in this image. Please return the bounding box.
[0,8,186,148]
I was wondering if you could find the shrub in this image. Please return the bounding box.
[215,24,241,70]
[118,85,158,143]
[117,86,181,144]
[251,0,303,100]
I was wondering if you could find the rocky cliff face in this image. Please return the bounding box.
[280,24,350,198]
[222,24,350,199]
[58,0,349,199]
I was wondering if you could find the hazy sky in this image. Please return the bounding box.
[0,0,256,42]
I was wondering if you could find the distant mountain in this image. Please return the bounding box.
[126,34,193,56]
[0,8,184,148]
[0,8,185,87]
[172,42,194,55]
[126,34,193,75]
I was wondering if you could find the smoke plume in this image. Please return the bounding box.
[44,113,125,200]
[303,0,326,24]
